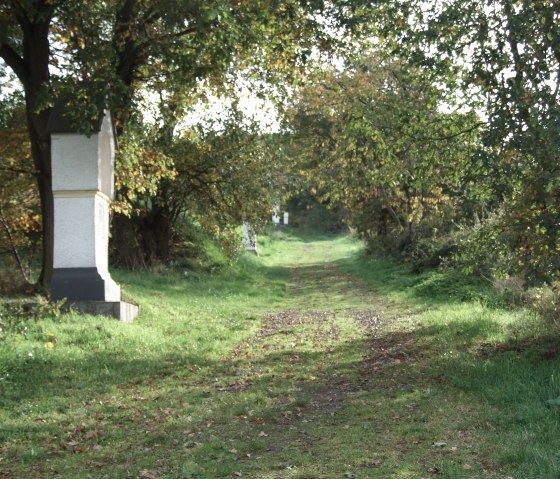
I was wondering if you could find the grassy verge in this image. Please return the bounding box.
[338,241,560,478]
[1,227,559,478]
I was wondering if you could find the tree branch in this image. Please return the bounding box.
[0,164,37,176]
[0,206,30,282]
[417,121,485,142]
[0,41,28,82]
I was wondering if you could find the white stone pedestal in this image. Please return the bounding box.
[47,104,138,321]
[272,205,280,225]
[51,192,120,301]
[242,223,258,255]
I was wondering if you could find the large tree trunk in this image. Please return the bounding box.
[27,107,53,290]
[139,206,174,264]
[398,221,416,252]
[110,207,175,269]
[0,4,54,290]
[377,205,389,237]
[22,12,53,291]
[111,215,147,270]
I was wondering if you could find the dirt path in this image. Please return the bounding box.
[206,237,493,479]
[215,240,429,478]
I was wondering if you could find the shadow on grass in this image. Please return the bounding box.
[360,318,560,476]
[0,349,210,408]
[2,311,560,477]
[0,335,368,476]
[110,267,289,312]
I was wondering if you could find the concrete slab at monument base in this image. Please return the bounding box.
[66,301,139,322]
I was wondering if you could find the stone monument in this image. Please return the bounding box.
[47,102,138,322]
[272,205,280,225]
[283,211,289,226]
[242,223,258,255]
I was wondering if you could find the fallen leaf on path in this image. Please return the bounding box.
[85,431,98,440]
[138,471,159,479]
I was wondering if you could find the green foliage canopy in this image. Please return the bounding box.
[0,0,355,285]
[287,54,481,253]
[370,0,560,281]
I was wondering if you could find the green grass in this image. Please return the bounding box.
[1,227,559,478]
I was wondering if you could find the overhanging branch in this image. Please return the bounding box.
[0,41,28,82]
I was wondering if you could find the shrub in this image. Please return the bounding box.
[526,283,560,331]
[0,268,35,296]
[492,275,526,305]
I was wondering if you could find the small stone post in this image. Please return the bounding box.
[272,206,280,226]
[242,223,258,255]
[47,103,138,321]
[283,212,289,226]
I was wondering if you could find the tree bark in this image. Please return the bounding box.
[1,2,54,290]
[398,221,416,252]
[377,205,389,237]
[110,207,175,269]
[27,107,53,290]
[111,215,147,270]
[140,206,174,264]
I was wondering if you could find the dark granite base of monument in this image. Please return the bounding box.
[52,268,138,322]
[65,301,139,322]
[51,268,114,301]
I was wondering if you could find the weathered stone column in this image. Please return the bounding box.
[272,205,280,225]
[47,104,138,321]
[242,223,258,255]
